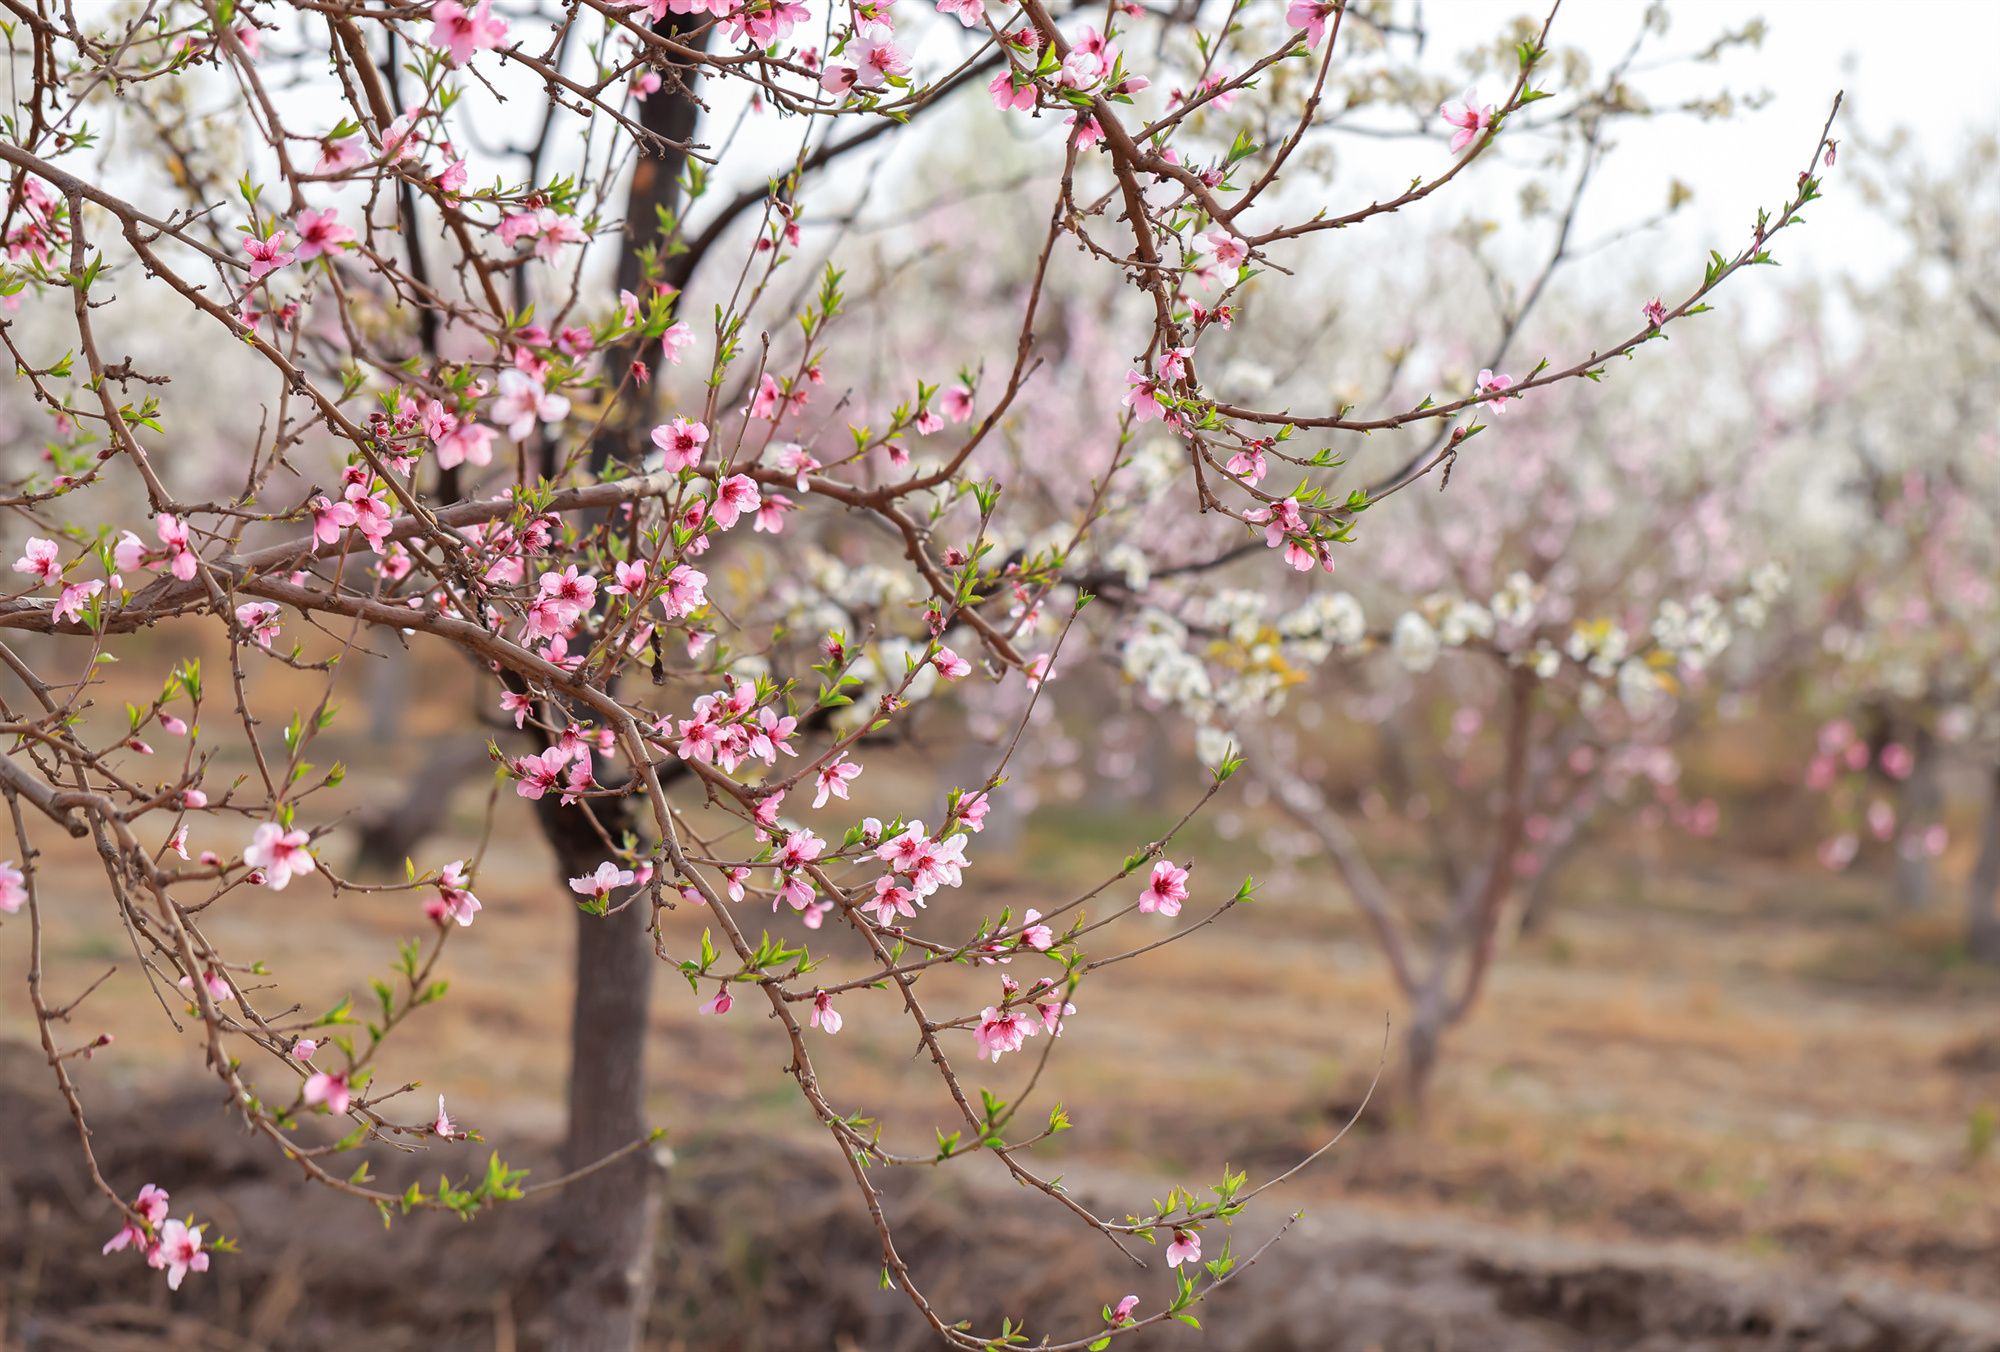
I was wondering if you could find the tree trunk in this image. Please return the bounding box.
[535,19,710,1350]
[1894,724,1941,911]
[1400,989,1447,1123]
[539,795,662,1352]
[1969,765,2000,964]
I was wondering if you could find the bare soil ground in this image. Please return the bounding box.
[4,636,2000,1348]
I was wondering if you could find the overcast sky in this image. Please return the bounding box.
[1509,0,1997,283]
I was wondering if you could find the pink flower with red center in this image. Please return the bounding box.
[103,1182,171,1256]
[293,208,354,260]
[148,1219,210,1290]
[813,758,862,808]
[243,822,314,890]
[1,861,25,914]
[309,494,358,544]
[12,536,59,585]
[242,229,295,280]
[1165,1227,1202,1267]
[1108,1294,1139,1327]
[1121,369,1162,423]
[699,985,733,1015]
[935,0,984,25]
[1475,368,1519,414]
[1196,228,1248,270]
[933,646,971,679]
[512,746,570,799]
[649,416,709,471]
[776,828,824,872]
[659,564,708,620]
[234,601,282,650]
[1439,87,1494,153]
[810,990,843,1034]
[428,859,481,927]
[975,1004,1038,1061]
[864,876,919,924]
[1643,297,1668,328]
[710,474,762,531]
[1226,444,1268,484]
[316,135,366,175]
[1139,859,1188,916]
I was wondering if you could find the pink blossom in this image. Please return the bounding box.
[700,984,733,1015]
[1018,908,1053,951]
[975,1004,1037,1061]
[1642,297,1668,328]
[813,758,862,808]
[429,859,482,927]
[492,368,571,440]
[1475,368,1519,414]
[234,601,282,650]
[1122,370,1163,423]
[433,1095,458,1138]
[1286,0,1337,47]
[1139,859,1188,916]
[104,1182,171,1256]
[649,417,709,471]
[242,229,295,281]
[934,646,971,679]
[148,1219,209,1290]
[660,321,696,365]
[810,989,843,1034]
[309,494,359,544]
[989,71,1036,112]
[1108,1294,1140,1327]
[316,135,366,175]
[293,208,354,260]
[1165,1227,1202,1268]
[12,536,59,585]
[864,876,919,924]
[428,0,509,67]
[1196,229,1248,270]
[660,564,708,620]
[957,791,991,833]
[0,861,26,914]
[303,1070,351,1114]
[569,860,637,904]
[710,474,762,531]
[1439,87,1494,153]
[243,822,314,890]
[53,579,102,624]
[177,969,230,1003]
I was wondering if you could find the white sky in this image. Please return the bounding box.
[1502,0,1999,282]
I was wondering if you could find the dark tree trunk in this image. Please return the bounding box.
[539,23,710,1349]
[539,793,663,1352]
[1969,765,2000,964]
